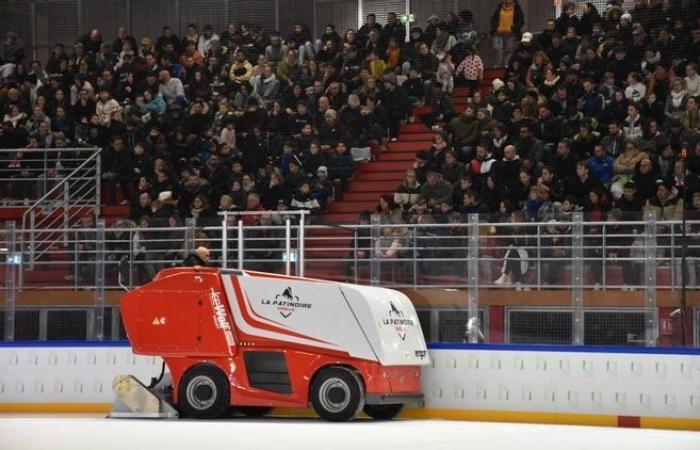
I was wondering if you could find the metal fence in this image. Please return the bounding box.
[2,210,699,346]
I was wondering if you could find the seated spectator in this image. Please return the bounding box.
[418,170,453,212]
[290,181,322,216]
[311,166,334,208]
[327,141,355,185]
[645,179,683,221]
[587,145,616,185]
[394,169,421,211]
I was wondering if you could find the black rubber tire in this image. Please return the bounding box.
[363,403,404,420]
[178,365,229,419]
[310,368,363,422]
[237,406,273,417]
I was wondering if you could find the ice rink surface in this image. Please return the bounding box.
[0,416,698,450]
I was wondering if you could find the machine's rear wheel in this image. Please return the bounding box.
[178,365,229,419]
[237,406,273,417]
[363,403,404,420]
[310,367,363,422]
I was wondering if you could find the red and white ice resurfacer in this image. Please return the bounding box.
[109,268,429,421]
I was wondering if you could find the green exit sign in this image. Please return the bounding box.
[401,13,415,22]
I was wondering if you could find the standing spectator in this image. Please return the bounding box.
[455,46,484,93]
[490,0,525,68]
[494,210,529,288]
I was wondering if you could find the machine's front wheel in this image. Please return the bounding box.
[178,365,229,419]
[363,403,404,420]
[310,367,363,422]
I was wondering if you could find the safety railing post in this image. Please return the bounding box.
[42,149,47,200]
[238,220,244,270]
[95,152,101,210]
[94,220,106,341]
[184,218,195,255]
[466,214,480,343]
[4,222,17,341]
[412,228,418,288]
[602,223,607,289]
[536,223,541,290]
[644,211,658,347]
[299,213,305,277]
[285,218,291,276]
[353,228,359,284]
[221,214,228,269]
[63,183,69,246]
[29,211,35,269]
[370,214,380,285]
[128,227,134,288]
[572,211,584,345]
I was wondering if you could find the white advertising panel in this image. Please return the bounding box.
[422,347,700,419]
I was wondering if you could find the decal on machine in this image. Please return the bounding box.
[151,317,166,326]
[261,287,312,318]
[209,288,235,347]
[382,301,415,341]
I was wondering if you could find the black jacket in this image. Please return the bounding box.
[182,253,207,267]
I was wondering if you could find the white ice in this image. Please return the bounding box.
[0,417,698,450]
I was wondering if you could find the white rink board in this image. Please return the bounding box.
[0,344,699,423]
[0,345,162,403]
[422,347,700,419]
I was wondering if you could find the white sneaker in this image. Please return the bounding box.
[494,274,508,285]
[593,283,601,291]
[622,285,629,292]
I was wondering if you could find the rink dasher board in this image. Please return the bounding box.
[0,342,698,429]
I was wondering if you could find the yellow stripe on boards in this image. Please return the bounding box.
[0,403,112,413]
[640,416,700,431]
[401,408,618,426]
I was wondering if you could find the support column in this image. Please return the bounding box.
[644,211,658,347]
[358,0,364,29]
[93,220,106,341]
[238,219,244,270]
[4,222,17,341]
[299,212,306,277]
[571,211,584,345]
[221,215,228,269]
[184,217,195,255]
[466,214,480,343]
[370,214,380,285]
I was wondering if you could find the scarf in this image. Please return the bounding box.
[671,90,686,108]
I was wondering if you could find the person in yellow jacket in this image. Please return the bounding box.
[490,0,525,68]
[367,50,386,80]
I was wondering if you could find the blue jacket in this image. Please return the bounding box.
[587,155,615,184]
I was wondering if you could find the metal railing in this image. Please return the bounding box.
[2,211,698,346]
[3,211,700,291]
[6,148,102,269]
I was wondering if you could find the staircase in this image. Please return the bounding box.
[304,68,505,281]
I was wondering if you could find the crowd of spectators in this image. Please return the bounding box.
[3,1,700,287]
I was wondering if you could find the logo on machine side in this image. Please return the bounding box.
[261,287,312,318]
[382,301,415,341]
[209,288,236,348]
